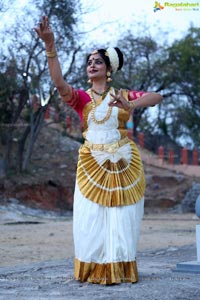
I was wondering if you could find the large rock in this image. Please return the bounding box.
[144,171,192,210]
[181,182,200,213]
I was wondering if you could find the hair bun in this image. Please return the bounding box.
[106,47,124,73]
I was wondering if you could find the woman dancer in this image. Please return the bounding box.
[34,16,163,285]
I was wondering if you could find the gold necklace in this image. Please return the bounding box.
[91,87,110,97]
[90,88,112,125]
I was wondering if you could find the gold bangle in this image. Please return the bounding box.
[46,51,57,58]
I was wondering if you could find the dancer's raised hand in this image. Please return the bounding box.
[34,16,54,47]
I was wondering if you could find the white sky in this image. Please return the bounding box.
[1,0,200,45]
[80,0,200,45]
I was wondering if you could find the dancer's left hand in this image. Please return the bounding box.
[109,89,131,111]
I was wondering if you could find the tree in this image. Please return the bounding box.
[0,0,83,173]
[161,27,200,147]
[0,68,18,171]
[114,30,168,137]
[112,26,200,150]
[0,0,14,12]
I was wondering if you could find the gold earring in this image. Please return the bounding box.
[106,71,112,82]
[88,79,92,84]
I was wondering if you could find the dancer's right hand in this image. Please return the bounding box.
[34,16,54,46]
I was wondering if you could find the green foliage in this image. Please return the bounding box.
[0,56,21,132]
[168,27,200,104]
[112,27,200,148]
[0,75,12,125]
[163,27,200,147]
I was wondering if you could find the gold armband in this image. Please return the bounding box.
[46,51,57,58]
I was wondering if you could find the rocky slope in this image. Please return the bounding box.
[1,125,199,213]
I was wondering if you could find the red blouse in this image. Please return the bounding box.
[66,88,146,120]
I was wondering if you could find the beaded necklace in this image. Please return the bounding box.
[89,88,112,125]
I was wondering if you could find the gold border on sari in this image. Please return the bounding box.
[74,258,138,285]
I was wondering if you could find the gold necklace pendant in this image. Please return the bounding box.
[90,88,112,125]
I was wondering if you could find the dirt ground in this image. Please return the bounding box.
[0,210,199,268]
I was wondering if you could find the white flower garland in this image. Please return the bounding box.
[106,47,119,73]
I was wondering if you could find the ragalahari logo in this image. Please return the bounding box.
[154,1,164,12]
[154,1,200,12]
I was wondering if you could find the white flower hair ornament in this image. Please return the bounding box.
[105,47,120,73]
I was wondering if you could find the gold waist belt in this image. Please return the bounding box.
[84,136,129,153]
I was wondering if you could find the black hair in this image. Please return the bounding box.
[114,47,124,70]
[86,47,124,72]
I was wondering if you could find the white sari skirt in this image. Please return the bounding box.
[73,182,144,284]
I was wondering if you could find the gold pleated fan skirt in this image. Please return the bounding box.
[77,140,145,207]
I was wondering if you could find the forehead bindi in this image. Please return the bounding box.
[89,54,104,62]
